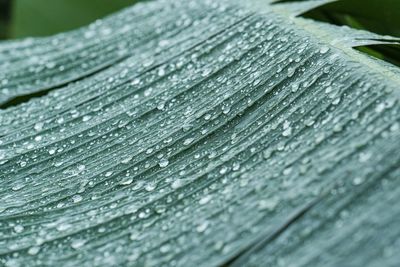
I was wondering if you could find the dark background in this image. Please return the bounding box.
[0,0,138,40]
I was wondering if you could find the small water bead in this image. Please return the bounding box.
[12,183,25,191]
[48,148,56,155]
[145,148,153,154]
[120,177,133,185]
[332,97,341,105]
[34,122,44,132]
[121,156,133,164]
[145,182,157,192]
[199,195,212,205]
[157,102,166,111]
[222,105,231,114]
[258,198,278,211]
[320,46,330,54]
[82,115,92,122]
[57,223,72,232]
[390,122,400,132]
[375,103,386,113]
[34,135,42,142]
[105,171,113,177]
[304,118,315,127]
[154,205,167,214]
[183,138,195,146]
[325,86,333,94]
[130,231,140,241]
[78,165,86,172]
[71,239,86,250]
[287,67,295,77]
[0,150,5,160]
[201,67,213,77]
[28,246,41,255]
[159,158,169,168]
[282,127,292,137]
[352,177,365,186]
[72,194,83,203]
[196,221,209,233]
[232,162,241,171]
[219,166,228,175]
[171,179,184,189]
[291,83,299,93]
[160,244,171,254]
[14,225,24,233]
[263,149,272,159]
[283,167,292,175]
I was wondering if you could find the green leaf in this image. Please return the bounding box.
[0,0,399,266]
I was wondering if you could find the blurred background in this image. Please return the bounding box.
[0,0,138,40]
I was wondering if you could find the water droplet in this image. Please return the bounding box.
[71,239,86,250]
[14,225,24,233]
[145,182,157,192]
[105,171,113,177]
[72,194,83,203]
[232,162,241,171]
[287,67,295,77]
[258,198,278,211]
[282,127,292,137]
[196,221,209,233]
[82,115,92,122]
[352,177,364,186]
[390,122,399,132]
[160,244,171,253]
[159,158,169,168]
[130,231,140,241]
[332,97,341,105]
[375,103,385,113]
[171,179,184,189]
[219,166,228,175]
[202,68,212,77]
[120,177,133,185]
[121,156,133,164]
[199,195,212,205]
[34,122,44,132]
[157,102,166,111]
[222,105,231,114]
[183,138,194,146]
[28,246,41,255]
[320,46,330,54]
[12,183,25,191]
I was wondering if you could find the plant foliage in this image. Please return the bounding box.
[0,0,399,266]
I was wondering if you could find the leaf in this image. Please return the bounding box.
[0,0,399,266]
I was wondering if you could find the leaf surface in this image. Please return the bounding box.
[0,0,399,266]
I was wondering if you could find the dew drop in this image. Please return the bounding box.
[28,246,41,255]
[199,195,212,205]
[72,194,83,203]
[71,239,86,250]
[196,221,209,233]
[159,158,169,168]
[14,225,24,233]
[320,46,330,54]
[105,171,113,177]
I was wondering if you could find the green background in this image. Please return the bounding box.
[4,0,138,39]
